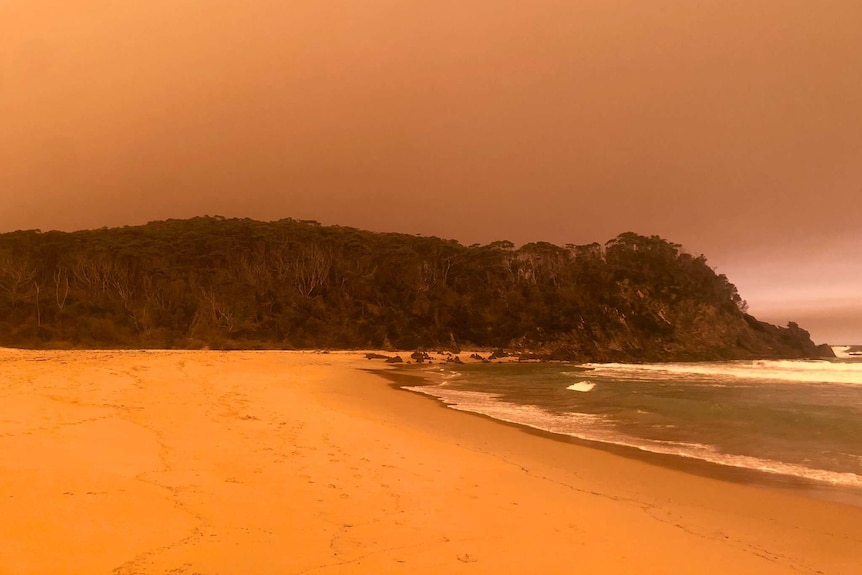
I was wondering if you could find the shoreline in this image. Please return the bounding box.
[377,366,862,508]
[2,349,860,573]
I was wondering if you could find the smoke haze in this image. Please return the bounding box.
[1,1,860,342]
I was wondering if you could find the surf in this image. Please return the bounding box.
[583,360,862,385]
[403,383,862,488]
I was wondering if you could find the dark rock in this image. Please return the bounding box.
[365,353,389,360]
[815,343,837,358]
[385,355,404,363]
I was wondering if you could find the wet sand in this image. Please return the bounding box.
[1,350,860,574]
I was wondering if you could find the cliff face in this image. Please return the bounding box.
[541,306,833,362]
[0,218,830,360]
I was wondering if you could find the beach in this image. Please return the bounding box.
[1,350,860,574]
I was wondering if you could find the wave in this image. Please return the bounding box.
[833,346,862,359]
[403,384,862,488]
[566,381,596,392]
[582,359,862,385]
[431,368,463,385]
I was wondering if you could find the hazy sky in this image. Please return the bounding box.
[1,1,860,343]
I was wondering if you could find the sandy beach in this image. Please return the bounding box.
[1,350,860,574]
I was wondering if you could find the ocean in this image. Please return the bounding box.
[402,347,862,495]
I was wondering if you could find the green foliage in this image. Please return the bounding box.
[0,218,811,359]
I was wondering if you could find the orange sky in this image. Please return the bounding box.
[1,1,860,343]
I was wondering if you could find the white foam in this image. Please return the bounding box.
[832,346,850,359]
[583,359,862,385]
[832,346,862,360]
[403,386,604,431]
[403,384,862,488]
[566,381,596,392]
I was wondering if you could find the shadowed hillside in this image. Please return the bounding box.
[0,217,830,360]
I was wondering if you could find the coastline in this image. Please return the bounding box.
[1,349,860,573]
[380,363,862,507]
[377,366,862,507]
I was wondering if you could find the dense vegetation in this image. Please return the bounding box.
[0,217,826,360]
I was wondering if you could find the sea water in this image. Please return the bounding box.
[403,350,862,490]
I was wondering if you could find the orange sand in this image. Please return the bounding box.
[0,350,860,574]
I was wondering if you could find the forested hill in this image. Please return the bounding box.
[0,217,830,360]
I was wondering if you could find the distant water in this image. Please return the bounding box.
[403,351,862,490]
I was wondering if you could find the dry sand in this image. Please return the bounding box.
[1,349,860,574]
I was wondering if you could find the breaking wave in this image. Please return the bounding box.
[582,360,862,385]
[403,384,862,488]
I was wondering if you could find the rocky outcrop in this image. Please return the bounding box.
[816,344,837,358]
[531,312,834,363]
